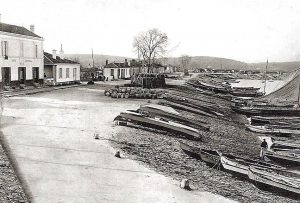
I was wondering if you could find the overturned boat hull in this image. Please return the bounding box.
[115,111,201,140]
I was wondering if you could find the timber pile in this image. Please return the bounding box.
[104,86,165,99]
[131,73,166,88]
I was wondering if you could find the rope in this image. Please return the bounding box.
[211,157,221,170]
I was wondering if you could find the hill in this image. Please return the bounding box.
[64,54,300,72]
[166,56,249,70]
[64,54,131,68]
[248,61,300,73]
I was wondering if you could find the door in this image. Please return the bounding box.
[32,67,39,83]
[121,69,125,78]
[18,67,26,84]
[2,67,11,86]
[73,68,77,81]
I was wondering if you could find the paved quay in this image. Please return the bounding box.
[1,87,234,203]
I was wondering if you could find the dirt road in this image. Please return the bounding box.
[0,86,233,203]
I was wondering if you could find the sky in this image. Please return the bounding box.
[1,0,300,62]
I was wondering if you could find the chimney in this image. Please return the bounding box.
[125,59,128,67]
[52,49,57,59]
[30,24,35,33]
[59,44,64,59]
[106,59,108,65]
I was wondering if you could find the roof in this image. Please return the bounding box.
[0,22,42,38]
[44,52,79,65]
[104,62,130,68]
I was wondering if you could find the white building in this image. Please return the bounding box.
[44,48,80,85]
[103,59,131,80]
[0,22,44,89]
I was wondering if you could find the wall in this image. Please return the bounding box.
[103,67,131,80]
[0,32,44,84]
[55,63,80,83]
[103,67,118,80]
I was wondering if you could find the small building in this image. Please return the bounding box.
[103,59,131,80]
[0,22,44,89]
[44,49,80,85]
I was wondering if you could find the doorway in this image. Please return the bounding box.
[18,67,26,84]
[2,67,11,86]
[32,67,39,83]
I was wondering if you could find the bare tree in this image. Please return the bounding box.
[133,28,168,73]
[180,55,191,75]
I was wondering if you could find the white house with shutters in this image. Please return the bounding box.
[44,48,80,85]
[0,22,44,89]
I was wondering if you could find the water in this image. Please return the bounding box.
[231,79,285,95]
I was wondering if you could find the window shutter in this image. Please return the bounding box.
[1,41,4,56]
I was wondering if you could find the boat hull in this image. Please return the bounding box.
[248,166,300,195]
[118,112,201,140]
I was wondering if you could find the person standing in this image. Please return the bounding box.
[260,139,268,161]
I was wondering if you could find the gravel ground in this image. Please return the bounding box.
[0,136,29,203]
[110,85,299,203]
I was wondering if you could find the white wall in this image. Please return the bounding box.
[0,32,43,82]
[55,63,80,83]
[103,67,131,80]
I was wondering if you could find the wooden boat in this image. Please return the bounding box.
[259,136,300,151]
[159,100,215,117]
[246,124,300,136]
[220,153,285,176]
[164,97,224,117]
[271,141,300,151]
[248,166,300,195]
[179,142,219,165]
[232,106,300,117]
[179,141,201,159]
[138,104,210,131]
[115,111,201,140]
[251,116,300,124]
[265,151,300,166]
[186,81,231,94]
[251,116,300,126]
[200,148,220,165]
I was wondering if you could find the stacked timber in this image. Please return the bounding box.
[104,86,165,99]
[131,73,166,88]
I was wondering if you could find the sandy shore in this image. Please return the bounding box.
[0,86,234,203]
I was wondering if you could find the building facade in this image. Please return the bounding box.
[103,59,131,80]
[44,50,80,85]
[0,23,44,89]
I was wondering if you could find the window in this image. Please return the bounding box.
[59,68,62,78]
[66,68,70,78]
[20,42,24,57]
[1,41,8,57]
[110,69,114,76]
[35,45,38,58]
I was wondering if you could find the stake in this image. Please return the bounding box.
[263,59,268,95]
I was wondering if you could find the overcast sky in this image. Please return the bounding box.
[2,0,300,62]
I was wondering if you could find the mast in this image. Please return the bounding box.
[263,59,268,95]
[92,48,95,69]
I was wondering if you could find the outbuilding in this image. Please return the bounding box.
[44,50,80,85]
